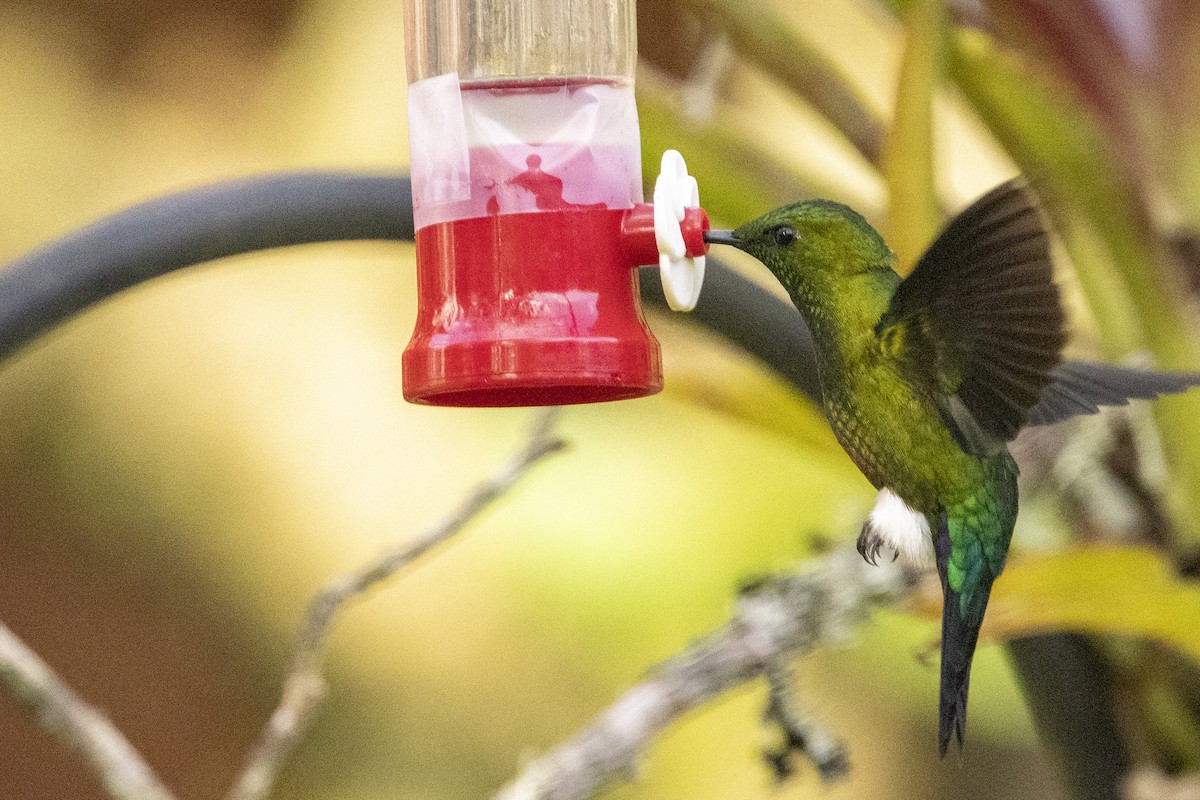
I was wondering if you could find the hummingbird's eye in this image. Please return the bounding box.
[773,226,797,246]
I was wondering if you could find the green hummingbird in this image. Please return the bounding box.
[703,180,1200,755]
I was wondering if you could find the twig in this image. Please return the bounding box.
[681,33,733,124]
[762,660,848,782]
[492,548,913,800]
[676,0,885,166]
[0,622,178,800]
[224,408,567,800]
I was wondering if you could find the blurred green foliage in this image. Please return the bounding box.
[1,1,1198,800]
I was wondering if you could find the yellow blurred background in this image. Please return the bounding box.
[0,1,1085,798]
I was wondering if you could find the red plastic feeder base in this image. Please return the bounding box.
[403,208,663,407]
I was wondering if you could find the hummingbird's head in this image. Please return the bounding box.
[703,200,895,305]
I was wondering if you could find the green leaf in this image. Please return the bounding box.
[985,546,1200,663]
[882,0,944,273]
[948,28,1200,547]
[948,29,1146,354]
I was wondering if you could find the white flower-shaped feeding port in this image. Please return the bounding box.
[653,150,706,312]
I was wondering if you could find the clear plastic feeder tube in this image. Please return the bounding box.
[404,0,641,229]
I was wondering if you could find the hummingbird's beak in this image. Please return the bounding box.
[703,229,741,247]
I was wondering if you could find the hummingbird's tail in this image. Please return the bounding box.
[932,486,1013,757]
[938,581,985,756]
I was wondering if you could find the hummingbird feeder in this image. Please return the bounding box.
[402,0,709,406]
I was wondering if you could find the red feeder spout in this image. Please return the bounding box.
[620,204,711,268]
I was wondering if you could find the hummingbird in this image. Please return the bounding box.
[703,180,1200,755]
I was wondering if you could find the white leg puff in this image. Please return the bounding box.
[860,488,934,566]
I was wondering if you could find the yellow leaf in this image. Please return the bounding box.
[985,546,1200,663]
[883,0,944,273]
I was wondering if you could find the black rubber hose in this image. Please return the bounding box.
[0,173,415,363]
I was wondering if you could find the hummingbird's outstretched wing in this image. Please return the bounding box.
[1026,360,1200,426]
[877,180,1067,454]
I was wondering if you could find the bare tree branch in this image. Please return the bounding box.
[0,622,178,800]
[0,408,565,800]
[224,408,567,800]
[493,548,915,800]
